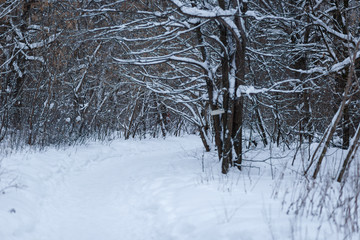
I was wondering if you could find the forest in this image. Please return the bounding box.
[1,0,360,239]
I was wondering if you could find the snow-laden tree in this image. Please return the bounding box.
[301,0,360,179]
[243,0,360,179]
[106,0,252,173]
[0,0,62,144]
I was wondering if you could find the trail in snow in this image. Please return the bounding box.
[1,136,213,240]
[0,136,342,240]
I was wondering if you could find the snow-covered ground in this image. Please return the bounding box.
[0,135,355,240]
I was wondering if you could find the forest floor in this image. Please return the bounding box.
[0,135,353,240]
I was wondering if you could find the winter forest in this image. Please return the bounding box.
[1,0,360,239]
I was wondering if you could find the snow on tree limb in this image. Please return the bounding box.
[170,0,237,18]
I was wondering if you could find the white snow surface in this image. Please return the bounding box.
[0,135,347,240]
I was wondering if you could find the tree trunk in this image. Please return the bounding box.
[218,16,233,174]
[232,0,246,169]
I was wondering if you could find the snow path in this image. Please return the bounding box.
[28,138,202,240]
[2,136,240,240]
[0,136,338,240]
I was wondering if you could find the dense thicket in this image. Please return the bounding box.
[0,0,181,148]
[1,0,360,178]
